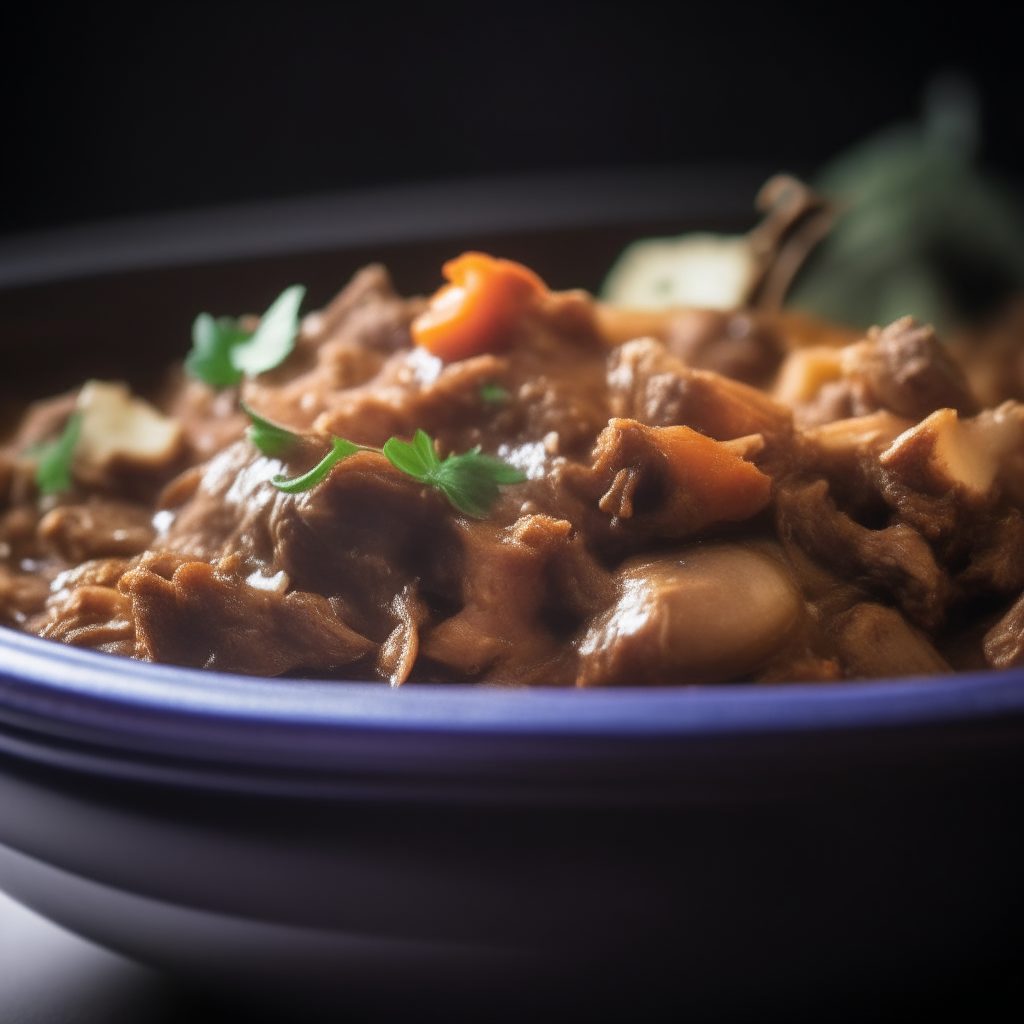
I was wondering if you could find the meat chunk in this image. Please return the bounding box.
[665,309,784,386]
[312,349,511,449]
[588,418,772,539]
[869,404,1024,551]
[421,515,597,684]
[983,593,1024,670]
[6,391,78,452]
[36,583,136,656]
[118,554,375,675]
[577,545,805,686]
[879,408,1000,501]
[164,378,249,464]
[156,438,463,655]
[957,509,1024,596]
[776,317,978,427]
[303,264,422,355]
[607,338,792,440]
[37,498,155,563]
[0,505,41,563]
[850,318,978,421]
[314,303,611,460]
[240,265,423,431]
[775,480,949,630]
[799,411,915,515]
[0,561,49,626]
[830,603,951,679]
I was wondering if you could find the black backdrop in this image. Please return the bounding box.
[3,5,1022,237]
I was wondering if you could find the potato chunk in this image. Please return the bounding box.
[75,381,184,475]
[880,407,999,499]
[577,545,803,686]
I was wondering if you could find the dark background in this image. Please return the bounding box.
[2,6,1022,237]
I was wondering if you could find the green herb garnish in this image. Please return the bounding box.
[383,429,526,518]
[240,402,301,457]
[271,436,372,493]
[479,382,509,406]
[241,407,525,517]
[32,412,82,495]
[185,315,253,387]
[186,285,306,386]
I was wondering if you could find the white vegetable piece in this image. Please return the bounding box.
[880,407,998,498]
[75,380,183,472]
[577,544,803,685]
[601,233,759,310]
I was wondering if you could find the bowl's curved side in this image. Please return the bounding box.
[3,626,1024,800]
[2,712,1022,1019]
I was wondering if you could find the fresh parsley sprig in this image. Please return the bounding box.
[242,408,525,517]
[272,437,374,494]
[186,285,306,387]
[240,402,303,457]
[30,412,82,495]
[383,430,526,517]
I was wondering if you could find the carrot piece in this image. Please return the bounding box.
[591,419,772,537]
[411,252,546,361]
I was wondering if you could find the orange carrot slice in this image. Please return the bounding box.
[411,252,546,361]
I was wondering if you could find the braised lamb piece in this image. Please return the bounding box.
[3,254,1024,686]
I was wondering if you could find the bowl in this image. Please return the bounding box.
[2,167,1024,1019]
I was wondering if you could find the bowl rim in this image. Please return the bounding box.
[4,625,1024,800]
[2,167,1022,795]
[3,624,1023,740]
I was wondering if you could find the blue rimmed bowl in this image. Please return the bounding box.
[2,170,1023,1019]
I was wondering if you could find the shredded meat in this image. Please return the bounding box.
[4,256,1024,686]
[983,593,1024,669]
[776,316,978,428]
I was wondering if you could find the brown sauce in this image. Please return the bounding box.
[3,260,1024,685]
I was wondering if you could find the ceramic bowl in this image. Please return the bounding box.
[2,169,1023,1018]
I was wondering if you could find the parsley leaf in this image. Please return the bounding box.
[428,447,526,517]
[271,437,370,493]
[241,402,301,457]
[186,285,306,387]
[240,403,371,489]
[33,412,82,495]
[231,285,306,377]
[186,315,251,387]
[382,428,440,479]
[383,429,526,517]
[479,382,509,406]
[265,422,526,517]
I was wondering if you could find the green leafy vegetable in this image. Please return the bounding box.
[185,315,252,387]
[241,402,301,457]
[788,75,1024,333]
[271,436,370,494]
[479,382,509,406]
[33,412,82,495]
[186,285,306,387]
[383,429,526,517]
[231,285,306,377]
[264,420,526,517]
[382,429,438,479]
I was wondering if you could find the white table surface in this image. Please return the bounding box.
[0,887,169,1022]
[0,890,248,1023]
